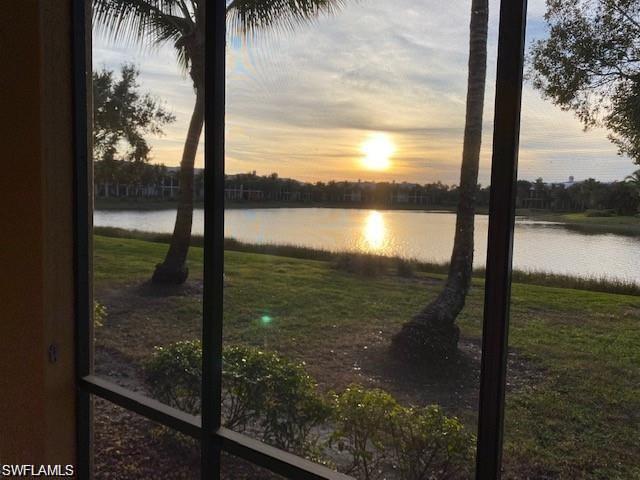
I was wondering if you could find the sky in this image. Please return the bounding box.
[92,0,638,185]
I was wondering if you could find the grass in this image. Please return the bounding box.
[94,226,640,295]
[93,234,640,479]
[526,211,640,236]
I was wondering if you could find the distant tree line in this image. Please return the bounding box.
[516,177,639,215]
[223,171,476,207]
[94,165,640,215]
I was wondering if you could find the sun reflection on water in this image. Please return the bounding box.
[362,211,387,252]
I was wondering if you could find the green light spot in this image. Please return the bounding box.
[261,315,272,325]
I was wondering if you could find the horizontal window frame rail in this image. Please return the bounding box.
[218,427,354,480]
[80,375,354,480]
[79,375,201,439]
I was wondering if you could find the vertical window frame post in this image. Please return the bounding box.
[476,0,528,478]
[203,0,227,478]
[72,0,92,478]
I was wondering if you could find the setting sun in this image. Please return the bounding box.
[360,133,395,171]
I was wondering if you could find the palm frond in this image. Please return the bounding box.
[93,0,195,70]
[226,0,345,38]
[625,169,640,183]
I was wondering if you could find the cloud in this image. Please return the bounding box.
[92,0,636,184]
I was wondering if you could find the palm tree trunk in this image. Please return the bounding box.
[152,87,204,284]
[392,0,489,362]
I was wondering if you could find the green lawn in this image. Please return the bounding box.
[527,211,640,235]
[94,235,640,479]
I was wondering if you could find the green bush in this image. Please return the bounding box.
[145,342,329,455]
[147,345,475,479]
[331,385,475,480]
[94,301,107,328]
[222,346,330,453]
[330,385,400,480]
[145,340,202,415]
[387,406,475,480]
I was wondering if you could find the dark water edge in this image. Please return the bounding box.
[95,198,477,213]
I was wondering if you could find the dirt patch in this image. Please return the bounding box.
[95,281,203,364]
[299,328,543,418]
[95,347,148,393]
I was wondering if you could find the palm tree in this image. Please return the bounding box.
[93,0,343,284]
[625,169,640,189]
[625,169,640,211]
[391,0,489,362]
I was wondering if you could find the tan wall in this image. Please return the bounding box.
[0,0,76,468]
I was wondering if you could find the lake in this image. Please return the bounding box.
[94,207,640,283]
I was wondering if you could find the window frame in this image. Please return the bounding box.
[72,0,528,478]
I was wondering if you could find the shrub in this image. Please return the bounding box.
[330,385,400,480]
[332,253,386,277]
[147,346,476,479]
[222,346,330,453]
[145,340,202,415]
[145,342,329,455]
[387,406,475,480]
[94,301,107,328]
[331,385,475,480]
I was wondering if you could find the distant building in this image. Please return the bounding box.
[551,176,577,188]
[225,184,264,201]
[343,191,362,202]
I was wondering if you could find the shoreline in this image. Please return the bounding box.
[94,226,640,295]
[95,198,470,213]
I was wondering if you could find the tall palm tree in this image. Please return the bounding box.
[391,0,489,362]
[93,0,344,284]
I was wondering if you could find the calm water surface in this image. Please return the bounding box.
[94,208,640,282]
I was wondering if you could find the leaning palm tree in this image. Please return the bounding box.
[94,0,344,284]
[391,0,489,362]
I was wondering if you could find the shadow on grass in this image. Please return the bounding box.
[134,279,203,298]
[351,338,482,414]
